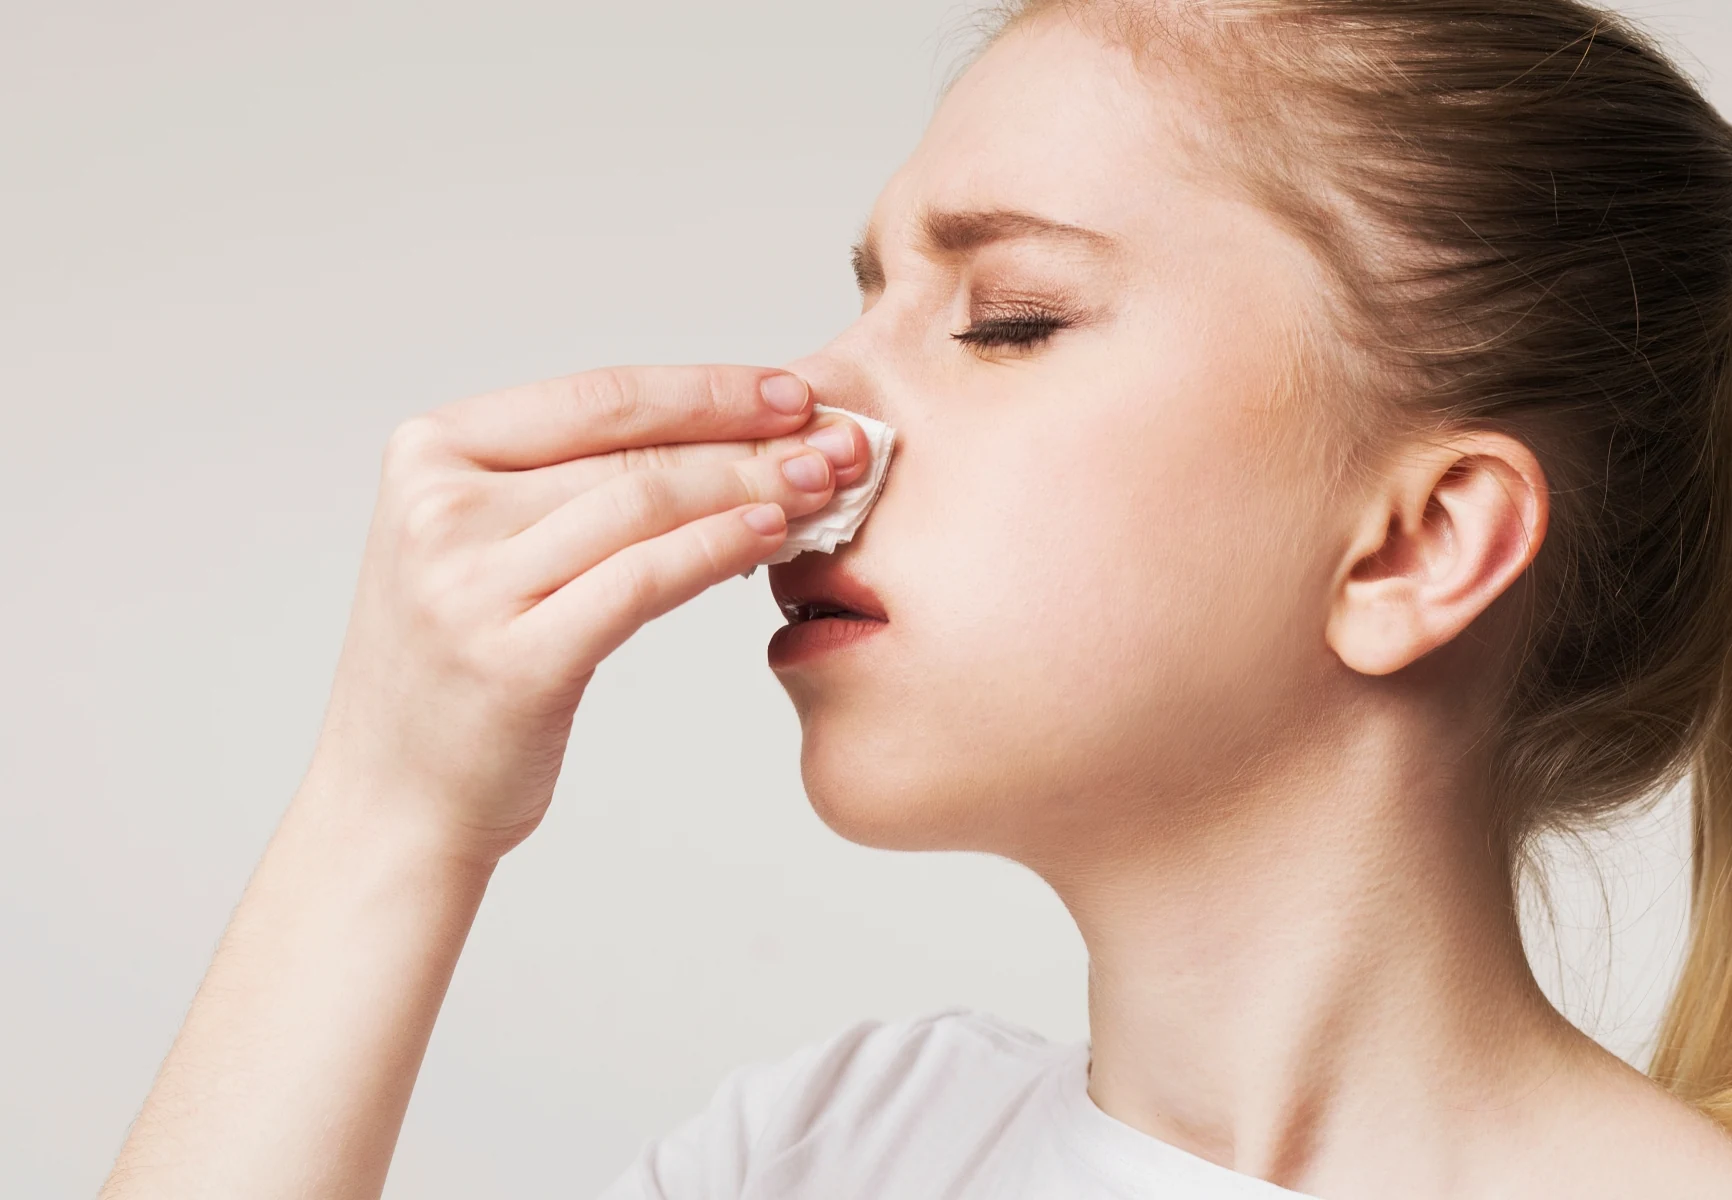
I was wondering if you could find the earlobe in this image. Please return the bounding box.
[1326,434,1549,677]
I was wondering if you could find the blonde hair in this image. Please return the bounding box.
[984,0,1732,1126]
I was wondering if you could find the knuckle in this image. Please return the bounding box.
[576,367,640,427]
[383,414,447,477]
[697,364,737,424]
[688,519,734,579]
[607,470,670,533]
[606,554,660,618]
[399,474,482,549]
[404,560,496,662]
[618,443,671,474]
[732,458,773,504]
[401,570,462,641]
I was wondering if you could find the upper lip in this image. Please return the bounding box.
[768,559,889,623]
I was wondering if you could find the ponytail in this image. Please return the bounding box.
[1653,681,1732,1127]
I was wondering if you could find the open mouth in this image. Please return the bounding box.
[781,601,879,625]
[765,565,889,665]
[768,563,889,627]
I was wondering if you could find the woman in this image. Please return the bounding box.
[99,1,1732,1196]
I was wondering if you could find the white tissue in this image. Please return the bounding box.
[740,403,896,579]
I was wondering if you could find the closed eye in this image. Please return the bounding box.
[952,307,1076,354]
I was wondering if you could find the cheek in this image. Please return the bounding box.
[798,388,1327,857]
[934,406,1292,753]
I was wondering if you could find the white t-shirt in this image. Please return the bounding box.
[598,1008,1319,1199]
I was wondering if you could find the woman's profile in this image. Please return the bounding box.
[98,1,1732,1196]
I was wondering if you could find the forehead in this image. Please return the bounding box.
[871,18,1219,254]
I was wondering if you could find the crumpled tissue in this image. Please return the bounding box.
[740,403,896,579]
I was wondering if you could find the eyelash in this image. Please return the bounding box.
[952,306,1076,354]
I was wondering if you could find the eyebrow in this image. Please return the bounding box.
[850,207,1119,293]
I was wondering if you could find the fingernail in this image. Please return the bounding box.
[782,451,831,492]
[742,503,786,536]
[803,424,857,469]
[761,374,811,416]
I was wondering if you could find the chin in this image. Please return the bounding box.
[794,714,993,854]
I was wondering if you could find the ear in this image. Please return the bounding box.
[1326,432,1549,677]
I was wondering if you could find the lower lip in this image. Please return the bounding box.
[767,616,888,668]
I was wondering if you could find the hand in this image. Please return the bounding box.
[309,365,868,863]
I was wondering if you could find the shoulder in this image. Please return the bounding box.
[598,1008,1074,1200]
[760,1006,1069,1130]
[1601,1090,1732,1198]
[798,1005,1065,1081]
[1532,1057,1732,1199]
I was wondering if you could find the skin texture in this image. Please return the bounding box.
[99,370,871,1200]
[100,13,1732,1200]
[772,17,1732,1199]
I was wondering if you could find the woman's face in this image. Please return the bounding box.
[771,18,1353,870]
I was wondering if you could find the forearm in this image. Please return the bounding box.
[101,768,495,1200]
[98,363,833,1197]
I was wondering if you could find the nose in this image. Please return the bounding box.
[782,326,893,426]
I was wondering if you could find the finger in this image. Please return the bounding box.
[496,446,837,599]
[514,502,789,673]
[488,412,871,535]
[426,365,814,471]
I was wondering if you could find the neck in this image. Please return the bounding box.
[1040,708,1587,1197]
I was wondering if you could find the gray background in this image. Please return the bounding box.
[2,2,1727,1195]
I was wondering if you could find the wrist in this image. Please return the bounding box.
[107,738,500,1200]
[290,751,513,878]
